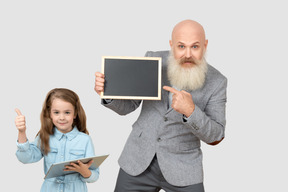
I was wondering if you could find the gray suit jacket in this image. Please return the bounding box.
[102,50,227,186]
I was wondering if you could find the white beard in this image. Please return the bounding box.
[167,51,208,91]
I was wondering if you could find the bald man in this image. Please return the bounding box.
[95,20,227,192]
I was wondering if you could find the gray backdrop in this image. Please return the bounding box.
[1,0,287,191]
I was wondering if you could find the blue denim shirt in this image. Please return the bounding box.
[16,127,99,192]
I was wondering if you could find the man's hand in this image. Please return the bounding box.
[64,160,93,178]
[163,86,195,117]
[94,72,105,96]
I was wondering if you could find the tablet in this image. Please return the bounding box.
[44,155,109,179]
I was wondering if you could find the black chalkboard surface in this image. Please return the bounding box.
[101,56,162,100]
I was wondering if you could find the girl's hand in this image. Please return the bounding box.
[15,109,26,133]
[64,160,93,178]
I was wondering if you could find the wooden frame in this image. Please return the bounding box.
[101,56,162,100]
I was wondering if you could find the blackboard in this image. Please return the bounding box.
[101,56,162,100]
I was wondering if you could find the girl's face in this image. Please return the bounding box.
[50,98,76,133]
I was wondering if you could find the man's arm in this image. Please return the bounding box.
[101,99,142,116]
[208,137,224,145]
[94,71,142,115]
[164,77,227,145]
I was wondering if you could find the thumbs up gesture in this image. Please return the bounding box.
[15,108,26,133]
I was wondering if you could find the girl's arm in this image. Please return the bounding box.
[15,109,27,143]
[81,136,99,183]
[15,109,43,163]
[16,137,43,164]
[64,160,95,179]
[64,135,99,182]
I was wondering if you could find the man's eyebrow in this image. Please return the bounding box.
[177,41,200,45]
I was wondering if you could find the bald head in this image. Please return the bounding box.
[171,20,206,41]
[170,20,208,67]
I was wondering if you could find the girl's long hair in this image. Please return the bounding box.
[37,88,88,155]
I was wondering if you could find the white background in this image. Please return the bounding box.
[1,0,287,191]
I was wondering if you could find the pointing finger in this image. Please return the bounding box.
[163,86,179,94]
[15,108,22,116]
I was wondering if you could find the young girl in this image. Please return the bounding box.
[15,88,99,192]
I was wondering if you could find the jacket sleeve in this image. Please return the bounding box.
[184,77,227,144]
[16,135,43,164]
[101,99,142,116]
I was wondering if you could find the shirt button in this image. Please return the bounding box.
[164,117,168,122]
[157,138,162,142]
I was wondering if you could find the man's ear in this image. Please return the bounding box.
[204,39,208,49]
[169,40,172,47]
